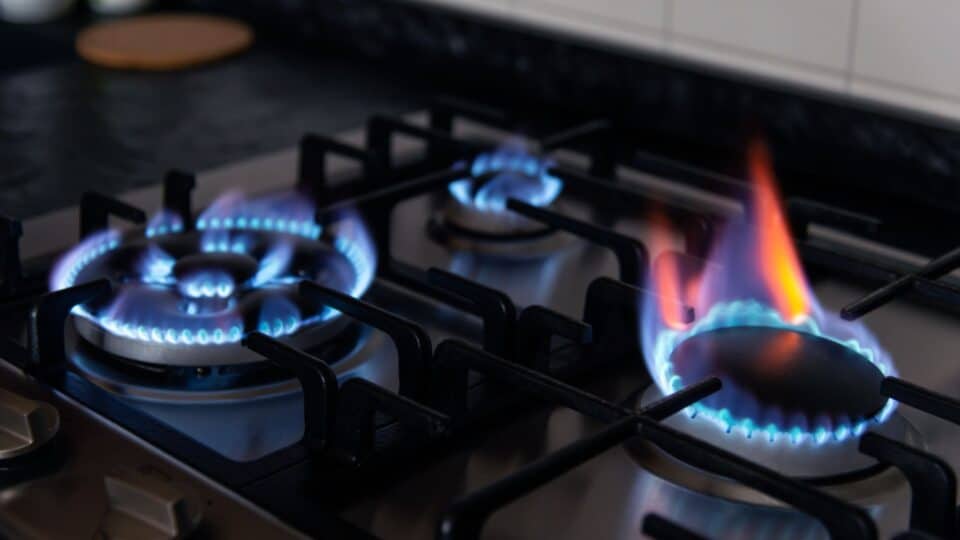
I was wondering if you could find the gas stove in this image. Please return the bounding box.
[1,98,959,540]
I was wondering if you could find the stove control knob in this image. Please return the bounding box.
[99,466,203,540]
[0,387,59,460]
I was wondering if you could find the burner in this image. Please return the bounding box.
[642,142,899,445]
[430,147,570,256]
[628,382,918,505]
[50,192,376,369]
[650,301,897,445]
[631,301,914,505]
[672,327,885,434]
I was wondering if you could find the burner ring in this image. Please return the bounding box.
[670,327,886,438]
[438,149,566,240]
[649,300,897,446]
[427,210,575,259]
[52,210,375,368]
[627,384,919,505]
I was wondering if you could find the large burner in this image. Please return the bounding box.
[50,192,375,368]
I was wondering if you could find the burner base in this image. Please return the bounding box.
[427,212,574,259]
[73,312,352,367]
[626,385,919,505]
[69,323,373,403]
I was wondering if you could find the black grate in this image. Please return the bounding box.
[5,95,960,540]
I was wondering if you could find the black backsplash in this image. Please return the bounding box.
[194,0,960,253]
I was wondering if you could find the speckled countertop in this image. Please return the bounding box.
[0,40,425,219]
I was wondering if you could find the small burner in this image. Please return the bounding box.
[430,148,571,257]
[448,149,562,211]
[50,192,376,372]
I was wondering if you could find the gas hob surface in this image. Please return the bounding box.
[0,102,958,540]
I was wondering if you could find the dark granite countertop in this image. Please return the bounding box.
[0,39,425,219]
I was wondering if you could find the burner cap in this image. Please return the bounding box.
[627,323,916,504]
[669,327,887,434]
[172,252,259,282]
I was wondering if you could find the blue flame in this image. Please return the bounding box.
[201,230,249,254]
[257,296,302,338]
[51,192,377,348]
[49,230,121,291]
[650,300,897,446]
[196,191,321,240]
[139,245,176,285]
[178,271,235,299]
[252,242,293,287]
[97,309,245,346]
[145,210,184,238]
[448,149,563,212]
[331,217,376,300]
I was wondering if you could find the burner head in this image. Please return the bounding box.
[444,149,562,236]
[50,192,376,369]
[431,148,572,257]
[448,149,563,214]
[669,326,886,441]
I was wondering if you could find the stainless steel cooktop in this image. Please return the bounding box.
[1,108,958,540]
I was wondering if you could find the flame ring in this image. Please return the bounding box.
[448,151,564,212]
[651,300,898,446]
[52,220,374,348]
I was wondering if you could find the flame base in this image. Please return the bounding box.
[629,382,919,500]
[650,300,897,447]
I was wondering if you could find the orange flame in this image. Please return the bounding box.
[749,140,810,322]
[649,211,698,330]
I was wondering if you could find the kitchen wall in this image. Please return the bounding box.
[412,0,960,122]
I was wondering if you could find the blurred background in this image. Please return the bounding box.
[3,0,959,221]
[4,1,952,119]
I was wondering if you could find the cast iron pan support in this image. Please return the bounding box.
[426,268,516,361]
[428,96,510,163]
[841,245,960,320]
[642,514,708,540]
[28,279,111,376]
[333,378,448,467]
[243,333,338,453]
[540,118,617,179]
[582,277,693,369]
[79,191,145,239]
[638,417,877,540]
[299,281,432,400]
[859,432,957,538]
[514,305,591,374]
[881,376,960,536]
[366,115,480,177]
[0,216,22,296]
[298,133,376,193]
[435,377,720,540]
[243,332,448,466]
[162,170,196,228]
[506,199,647,284]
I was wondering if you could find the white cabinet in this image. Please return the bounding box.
[512,0,666,50]
[667,0,855,90]
[851,0,960,117]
